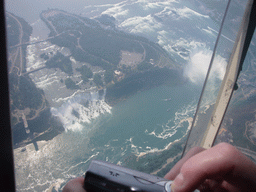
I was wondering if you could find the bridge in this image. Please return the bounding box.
[10,36,55,49]
[10,29,82,49]
[24,66,47,75]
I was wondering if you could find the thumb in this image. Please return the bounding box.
[171,143,256,192]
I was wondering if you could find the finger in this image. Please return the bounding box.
[171,143,256,192]
[164,146,205,180]
[198,180,240,192]
[220,181,240,192]
[62,177,86,192]
[197,179,219,192]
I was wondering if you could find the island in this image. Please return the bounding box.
[39,9,183,105]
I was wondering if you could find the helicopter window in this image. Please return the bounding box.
[4,0,256,191]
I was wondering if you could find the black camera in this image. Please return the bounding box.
[84,160,174,192]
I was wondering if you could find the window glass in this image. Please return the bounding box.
[215,30,256,160]
[183,0,250,153]
[5,0,255,191]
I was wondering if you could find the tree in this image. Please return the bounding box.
[93,74,103,87]
[65,78,79,89]
[104,69,114,84]
[76,65,93,83]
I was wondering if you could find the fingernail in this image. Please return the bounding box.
[171,173,184,192]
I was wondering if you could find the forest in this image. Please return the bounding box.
[44,10,164,72]
[9,74,43,111]
[65,78,79,90]
[44,51,73,75]
[6,13,33,48]
[76,65,93,83]
[41,9,178,105]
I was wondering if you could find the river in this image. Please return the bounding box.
[13,81,201,192]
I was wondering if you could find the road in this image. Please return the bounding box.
[7,12,48,128]
[7,12,24,76]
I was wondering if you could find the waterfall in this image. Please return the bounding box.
[50,89,111,131]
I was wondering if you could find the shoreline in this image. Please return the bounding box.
[151,152,182,175]
[136,117,193,159]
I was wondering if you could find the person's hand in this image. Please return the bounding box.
[164,142,256,192]
[62,177,86,192]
